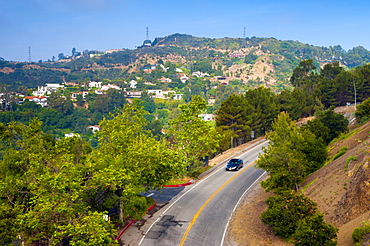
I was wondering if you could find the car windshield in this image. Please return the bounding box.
[227,160,240,166]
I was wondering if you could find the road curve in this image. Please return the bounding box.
[137,141,268,246]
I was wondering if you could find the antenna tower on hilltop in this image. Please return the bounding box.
[28,46,32,62]
[243,26,246,39]
[146,27,149,40]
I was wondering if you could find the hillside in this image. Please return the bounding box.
[226,109,370,246]
[2,34,370,91]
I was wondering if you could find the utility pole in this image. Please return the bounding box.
[28,46,32,62]
[353,78,357,108]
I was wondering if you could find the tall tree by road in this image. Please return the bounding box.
[256,112,327,191]
[169,95,221,173]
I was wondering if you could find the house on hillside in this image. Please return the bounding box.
[89,81,102,88]
[71,91,89,99]
[192,71,210,77]
[147,89,182,100]
[88,125,100,133]
[32,83,64,96]
[95,89,103,95]
[129,80,137,89]
[228,52,244,58]
[172,94,183,100]
[24,96,48,107]
[157,77,172,83]
[178,73,189,83]
[64,82,79,87]
[125,91,142,98]
[101,84,121,91]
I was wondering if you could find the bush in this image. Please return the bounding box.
[260,189,317,238]
[355,98,370,122]
[333,146,348,161]
[293,213,338,246]
[353,220,370,245]
[345,156,357,170]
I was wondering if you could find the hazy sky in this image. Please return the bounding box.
[1,0,370,62]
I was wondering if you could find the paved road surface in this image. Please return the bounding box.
[136,141,268,246]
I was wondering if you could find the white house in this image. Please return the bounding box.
[128,80,137,89]
[32,83,64,96]
[179,74,189,83]
[88,125,100,133]
[192,71,210,77]
[157,77,172,83]
[71,91,89,99]
[101,84,121,91]
[89,81,102,88]
[24,96,48,107]
[148,89,163,98]
[65,133,80,138]
[125,91,142,98]
[173,94,183,100]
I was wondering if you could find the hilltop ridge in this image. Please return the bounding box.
[2,34,370,92]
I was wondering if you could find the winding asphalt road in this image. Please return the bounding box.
[133,140,268,246]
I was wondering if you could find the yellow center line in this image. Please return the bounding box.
[178,161,256,246]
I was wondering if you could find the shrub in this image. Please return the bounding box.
[355,98,370,122]
[293,213,338,246]
[353,220,370,245]
[333,146,348,161]
[260,189,317,238]
[345,156,357,170]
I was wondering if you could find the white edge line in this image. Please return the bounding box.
[139,161,225,245]
[139,141,268,245]
[220,171,267,246]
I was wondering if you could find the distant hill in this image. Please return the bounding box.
[1,33,370,91]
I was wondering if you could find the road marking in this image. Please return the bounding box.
[146,193,154,197]
[220,171,266,246]
[178,161,255,246]
[139,141,268,246]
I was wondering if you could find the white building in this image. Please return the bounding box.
[89,81,102,88]
[128,80,137,89]
[32,83,64,96]
[101,84,121,91]
[24,96,48,107]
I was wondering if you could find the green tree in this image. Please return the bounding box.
[89,103,185,221]
[293,213,338,246]
[0,119,115,245]
[216,94,255,146]
[276,88,314,120]
[261,189,317,239]
[355,97,370,122]
[302,118,331,144]
[315,108,348,142]
[256,112,326,191]
[290,59,317,90]
[169,96,221,172]
[244,86,279,136]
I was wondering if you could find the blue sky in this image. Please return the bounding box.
[1,0,370,62]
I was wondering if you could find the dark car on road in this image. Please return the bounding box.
[225,158,244,171]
